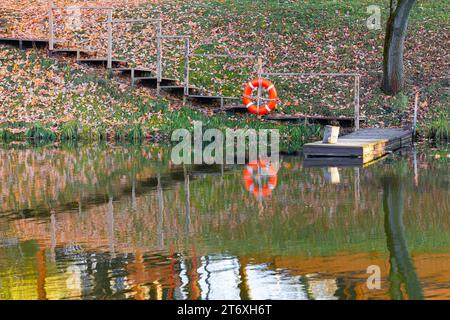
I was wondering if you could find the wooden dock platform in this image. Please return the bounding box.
[303,128,412,164]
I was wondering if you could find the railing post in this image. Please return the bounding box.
[183,37,190,104]
[156,19,162,96]
[49,4,54,51]
[413,91,419,138]
[256,57,263,111]
[107,9,113,69]
[354,75,360,130]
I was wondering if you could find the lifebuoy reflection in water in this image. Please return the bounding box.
[243,160,278,198]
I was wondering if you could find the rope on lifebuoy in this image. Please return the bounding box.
[242,78,278,115]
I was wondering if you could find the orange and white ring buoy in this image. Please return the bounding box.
[242,79,278,115]
[243,160,278,198]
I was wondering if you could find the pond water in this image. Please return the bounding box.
[0,144,448,300]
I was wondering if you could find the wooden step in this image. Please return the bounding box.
[135,76,171,81]
[187,95,240,106]
[0,37,49,49]
[134,77,179,88]
[77,57,128,68]
[113,67,154,77]
[303,154,389,168]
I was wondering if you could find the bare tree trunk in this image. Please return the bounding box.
[382,0,416,95]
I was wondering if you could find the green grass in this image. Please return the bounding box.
[60,120,79,141]
[427,117,449,143]
[26,123,56,142]
[1,0,447,148]
[135,0,447,125]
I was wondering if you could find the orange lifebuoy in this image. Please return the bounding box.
[243,160,278,198]
[242,79,278,115]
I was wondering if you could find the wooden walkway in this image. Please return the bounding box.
[265,113,363,127]
[303,128,412,165]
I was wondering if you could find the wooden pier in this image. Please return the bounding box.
[303,128,412,165]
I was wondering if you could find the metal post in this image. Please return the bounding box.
[107,9,113,69]
[354,167,360,211]
[354,75,360,130]
[49,4,54,51]
[107,195,115,258]
[413,147,418,186]
[256,57,263,112]
[157,173,164,247]
[184,37,190,101]
[131,68,135,87]
[156,20,162,96]
[413,91,419,138]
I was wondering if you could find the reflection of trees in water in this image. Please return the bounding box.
[2,148,449,259]
[383,176,423,300]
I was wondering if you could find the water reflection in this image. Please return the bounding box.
[383,176,423,300]
[0,144,449,300]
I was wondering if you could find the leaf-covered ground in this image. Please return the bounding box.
[0,46,319,150]
[0,0,448,140]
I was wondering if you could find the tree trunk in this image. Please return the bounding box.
[382,0,416,95]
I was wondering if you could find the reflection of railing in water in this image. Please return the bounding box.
[2,176,449,299]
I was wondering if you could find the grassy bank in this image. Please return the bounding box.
[0,47,321,151]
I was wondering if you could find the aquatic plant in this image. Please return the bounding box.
[128,123,144,143]
[427,117,449,143]
[60,120,79,141]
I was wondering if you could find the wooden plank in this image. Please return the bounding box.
[303,157,364,167]
[135,76,177,82]
[134,77,179,89]
[77,58,128,68]
[354,75,360,130]
[303,154,389,168]
[0,38,49,49]
[106,9,113,69]
[184,38,190,97]
[156,20,162,95]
